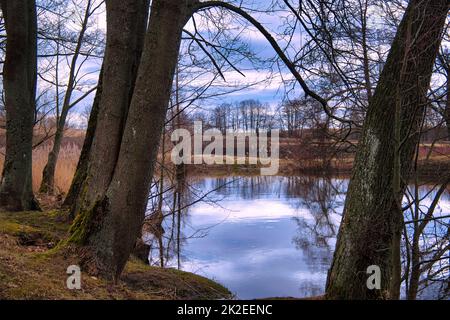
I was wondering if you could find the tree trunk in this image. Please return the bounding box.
[68,0,149,217]
[0,0,39,211]
[39,113,66,194]
[68,0,193,280]
[63,67,103,211]
[39,0,92,194]
[325,0,449,300]
[445,64,450,136]
[407,229,421,299]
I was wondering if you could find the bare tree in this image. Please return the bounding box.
[0,0,39,211]
[65,0,345,280]
[63,66,103,210]
[326,0,449,299]
[66,0,149,219]
[39,0,102,194]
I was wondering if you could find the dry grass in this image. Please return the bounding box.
[0,144,80,194]
[32,144,80,193]
[0,133,448,195]
[0,126,84,194]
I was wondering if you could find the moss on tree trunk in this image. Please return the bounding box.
[325,0,450,300]
[67,0,193,280]
[0,0,39,211]
[67,0,149,220]
[63,67,103,213]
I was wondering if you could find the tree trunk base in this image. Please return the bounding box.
[0,190,41,212]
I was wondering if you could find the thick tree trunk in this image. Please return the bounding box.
[325,0,449,300]
[68,0,192,280]
[68,0,149,217]
[0,0,39,211]
[63,67,103,211]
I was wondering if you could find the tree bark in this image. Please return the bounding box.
[407,225,421,300]
[63,67,103,211]
[69,0,191,279]
[445,62,450,136]
[68,0,192,280]
[68,0,149,218]
[325,0,449,300]
[0,0,39,211]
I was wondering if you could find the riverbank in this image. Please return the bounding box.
[1,130,448,193]
[185,157,450,182]
[0,210,232,300]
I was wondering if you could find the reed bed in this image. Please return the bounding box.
[0,144,80,194]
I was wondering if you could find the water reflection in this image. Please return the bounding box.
[144,175,345,298]
[144,175,449,299]
[290,176,346,277]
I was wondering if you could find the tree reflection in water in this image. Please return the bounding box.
[142,174,448,299]
[289,176,345,249]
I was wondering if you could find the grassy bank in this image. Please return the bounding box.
[184,157,450,182]
[0,210,232,300]
[1,129,448,193]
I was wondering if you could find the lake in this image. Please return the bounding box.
[146,175,450,299]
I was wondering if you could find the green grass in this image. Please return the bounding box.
[0,210,231,300]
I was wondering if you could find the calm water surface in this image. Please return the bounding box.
[149,175,450,299]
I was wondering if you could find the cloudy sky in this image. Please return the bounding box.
[38,0,305,128]
[43,0,448,128]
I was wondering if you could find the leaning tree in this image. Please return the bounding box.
[325,0,450,299]
[66,0,326,280]
[66,0,449,290]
